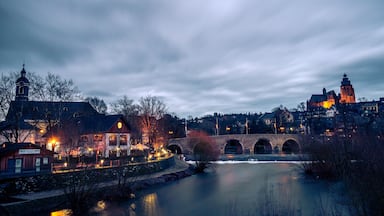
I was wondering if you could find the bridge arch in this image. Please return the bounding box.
[254,138,272,154]
[224,139,243,154]
[167,144,183,154]
[282,139,300,154]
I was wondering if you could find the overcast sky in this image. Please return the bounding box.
[1,1,384,118]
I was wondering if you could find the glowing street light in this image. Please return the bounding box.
[49,137,58,153]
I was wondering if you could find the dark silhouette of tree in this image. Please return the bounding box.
[110,95,139,117]
[85,97,107,114]
[0,73,15,120]
[45,72,80,101]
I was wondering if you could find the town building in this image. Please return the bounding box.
[307,88,338,111]
[306,74,357,135]
[0,142,54,176]
[0,66,131,160]
[307,74,356,112]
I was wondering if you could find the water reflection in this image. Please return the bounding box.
[50,209,71,216]
[142,193,160,216]
[49,163,347,215]
[96,201,106,211]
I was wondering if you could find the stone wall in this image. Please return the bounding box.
[1,156,175,195]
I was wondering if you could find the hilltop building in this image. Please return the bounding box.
[307,74,356,111]
[339,74,356,104]
[306,74,357,135]
[307,88,338,111]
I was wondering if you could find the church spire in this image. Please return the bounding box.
[15,64,30,101]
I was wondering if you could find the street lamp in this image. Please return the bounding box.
[49,138,57,152]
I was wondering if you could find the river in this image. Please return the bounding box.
[71,161,348,216]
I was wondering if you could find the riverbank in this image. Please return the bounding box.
[0,158,194,216]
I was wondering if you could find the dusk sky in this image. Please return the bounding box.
[1,1,384,118]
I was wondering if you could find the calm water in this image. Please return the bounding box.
[83,162,347,216]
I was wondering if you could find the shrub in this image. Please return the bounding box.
[187,130,220,173]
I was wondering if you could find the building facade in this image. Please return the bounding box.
[339,74,356,104]
[0,66,131,159]
[0,142,54,176]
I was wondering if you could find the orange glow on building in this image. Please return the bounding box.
[339,74,356,104]
[308,88,337,110]
[322,100,334,109]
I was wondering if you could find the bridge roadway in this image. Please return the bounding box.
[167,134,312,155]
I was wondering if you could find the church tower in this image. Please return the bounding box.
[15,64,30,101]
[339,74,355,104]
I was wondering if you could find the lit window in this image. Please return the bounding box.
[120,135,127,145]
[80,136,88,142]
[94,134,103,141]
[109,135,117,146]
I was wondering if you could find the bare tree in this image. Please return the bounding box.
[138,95,167,148]
[110,95,141,141]
[297,102,306,112]
[45,72,80,101]
[28,72,46,101]
[0,72,16,120]
[85,97,107,114]
[110,95,139,117]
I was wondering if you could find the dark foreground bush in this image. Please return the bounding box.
[304,135,384,215]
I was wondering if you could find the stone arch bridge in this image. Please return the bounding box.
[167,134,311,155]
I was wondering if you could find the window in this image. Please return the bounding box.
[109,135,117,146]
[35,158,41,172]
[80,135,88,142]
[94,134,103,141]
[120,135,127,145]
[15,159,22,173]
[18,86,24,94]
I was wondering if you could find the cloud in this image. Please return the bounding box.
[1,0,384,117]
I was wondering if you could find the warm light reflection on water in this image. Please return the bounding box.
[48,163,346,215]
[97,200,106,210]
[50,209,71,216]
[143,193,160,216]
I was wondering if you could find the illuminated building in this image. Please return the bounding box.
[0,65,131,159]
[307,88,338,111]
[339,74,356,104]
[308,74,356,111]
